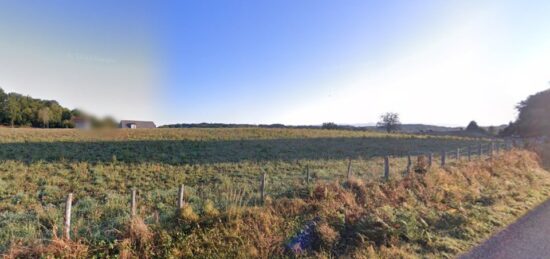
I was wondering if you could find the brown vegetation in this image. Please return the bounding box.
[6,150,547,258]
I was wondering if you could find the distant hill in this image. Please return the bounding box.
[163,123,457,132]
[372,124,463,133]
[411,124,507,138]
[160,123,320,129]
[359,123,506,137]
[334,123,464,133]
[160,122,506,138]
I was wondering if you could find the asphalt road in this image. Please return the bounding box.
[460,199,550,259]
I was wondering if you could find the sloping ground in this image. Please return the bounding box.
[5,150,550,258]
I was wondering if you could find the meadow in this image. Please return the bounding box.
[0,128,547,258]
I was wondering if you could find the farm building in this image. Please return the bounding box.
[119,120,156,129]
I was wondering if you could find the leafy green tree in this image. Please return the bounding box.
[512,88,550,137]
[499,121,518,137]
[322,122,338,130]
[38,107,51,128]
[21,107,35,126]
[61,109,72,121]
[46,102,63,127]
[377,112,401,133]
[465,121,486,134]
[466,121,480,131]
[0,88,7,122]
[5,94,21,127]
[70,109,85,118]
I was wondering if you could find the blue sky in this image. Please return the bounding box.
[1,1,550,126]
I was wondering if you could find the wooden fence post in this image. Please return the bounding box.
[467,146,472,161]
[441,151,446,166]
[305,165,310,185]
[131,188,137,217]
[407,154,412,174]
[489,143,494,159]
[428,153,433,167]
[178,184,185,209]
[384,156,390,181]
[260,172,266,204]
[456,148,461,161]
[478,144,483,158]
[64,193,73,240]
[347,159,352,180]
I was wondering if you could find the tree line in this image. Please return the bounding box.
[161,114,402,132]
[0,88,77,128]
[0,87,117,128]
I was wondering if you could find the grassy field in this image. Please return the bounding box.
[1,128,545,258]
[0,128,485,203]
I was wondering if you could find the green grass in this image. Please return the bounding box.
[0,128,537,258]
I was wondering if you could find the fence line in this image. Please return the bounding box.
[41,140,525,240]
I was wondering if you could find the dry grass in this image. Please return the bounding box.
[41,149,542,258]
[4,238,88,259]
[118,217,153,259]
[5,150,550,258]
[0,128,543,258]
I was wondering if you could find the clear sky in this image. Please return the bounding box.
[1,1,550,126]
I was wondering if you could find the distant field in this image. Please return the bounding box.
[0,127,482,162]
[0,128,489,253]
[0,127,474,142]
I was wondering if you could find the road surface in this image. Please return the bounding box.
[460,198,550,259]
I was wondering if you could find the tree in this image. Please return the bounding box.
[321,122,338,130]
[61,109,72,121]
[0,88,6,122]
[38,107,51,128]
[46,102,63,127]
[465,121,486,133]
[466,121,479,131]
[510,88,550,137]
[70,109,85,118]
[377,112,401,133]
[499,121,518,137]
[5,94,21,127]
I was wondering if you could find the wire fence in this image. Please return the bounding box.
[41,140,525,241]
